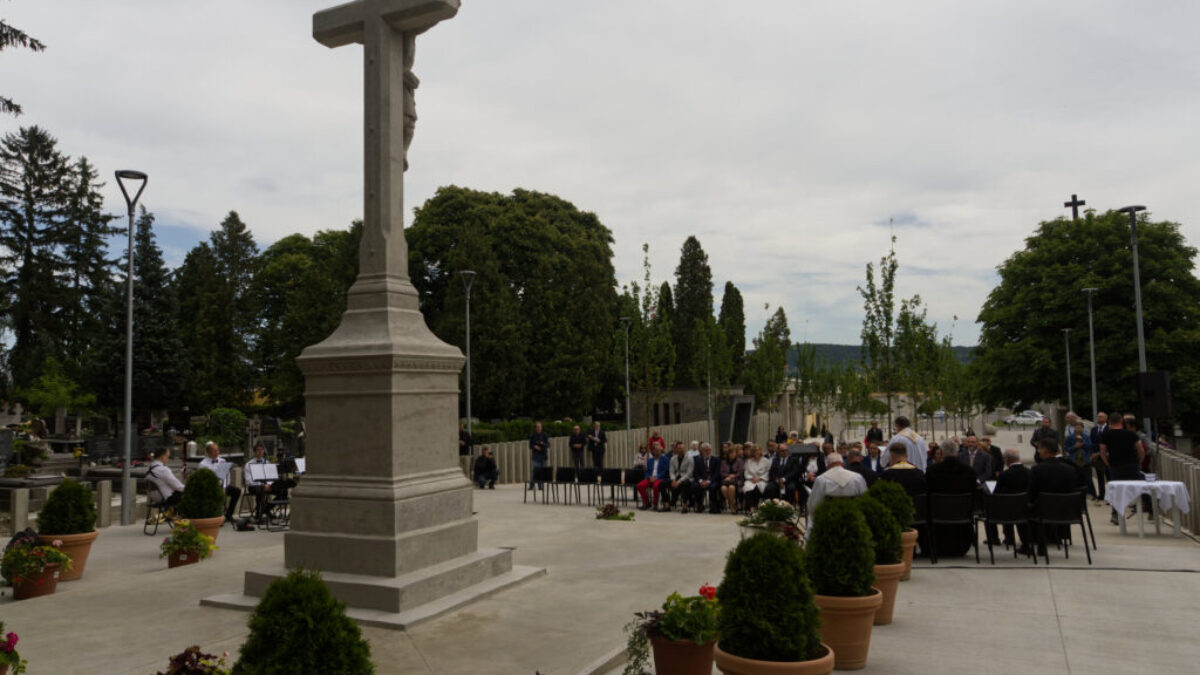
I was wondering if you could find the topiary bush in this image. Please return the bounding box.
[867,478,916,530]
[854,496,903,565]
[233,568,373,675]
[177,469,225,519]
[197,408,247,449]
[717,532,822,662]
[806,499,876,597]
[37,478,97,534]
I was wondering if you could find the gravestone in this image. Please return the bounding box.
[90,417,112,437]
[86,438,117,463]
[204,0,540,628]
[0,429,12,465]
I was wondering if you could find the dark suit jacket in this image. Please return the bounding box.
[865,455,886,476]
[587,428,607,453]
[795,452,826,485]
[693,455,721,485]
[994,463,1031,494]
[1028,457,1083,506]
[881,466,926,497]
[769,454,801,484]
[845,461,878,486]
[926,458,978,495]
[957,449,992,483]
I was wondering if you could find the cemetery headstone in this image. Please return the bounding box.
[86,438,116,463]
[0,429,12,466]
[90,417,112,437]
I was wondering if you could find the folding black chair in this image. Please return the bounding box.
[976,492,1037,565]
[1031,491,1092,565]
[552,467,578,505]
[928,492,980,564]
[143,495,173,536]
[599,468,624,505]
[523,466,553,504]
[623,468,645,505]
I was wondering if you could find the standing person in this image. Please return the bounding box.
[1089,412,1109,503]
[1100,412,1152,524]
[865,421,884,447]
[1030,417,1056,464]
[807,453,868,515]
[528,421,549,490]
[981,436,1003,480]
[956,435,992,484]
[472,447,498,489]
[648,429,666,454]
[885,416,927,472]
[865,442,886,476]
[586,421,607,470]
[692,442,722,513]
[458,421,472,457]
[719,444,744,514]
[568,425,587,471]
[1065,420,1095,499]
[198,441,241,523]
[774,426,788,444]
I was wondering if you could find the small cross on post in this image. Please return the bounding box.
[1064,193,1086,222]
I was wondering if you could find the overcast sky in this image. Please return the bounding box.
[5,1,1198,346]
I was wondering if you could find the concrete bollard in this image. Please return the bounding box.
[95,480,112,528]
[10,487,30,533]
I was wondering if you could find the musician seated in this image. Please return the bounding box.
[146,445,183,512]
[198,441,241,522]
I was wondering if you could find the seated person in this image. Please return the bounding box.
[881,443,926,497]
[719,445,744,514]
[631,443,650,469]
[473,446,498,489]
[691,442,722,514]
[844,448,878,487]
[1028,438,1085,553]
[763,442,800,503]
[992,448,1031,548]
[742,445,770,511]
[667,442,694,512]
[145,446,184,512]
[636,444,671,510]
[197,441,241,522]
[244,442,277,522]
[925,442,982,558]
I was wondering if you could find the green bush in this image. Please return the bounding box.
[717,532,822,662]
[854,496,903,565]
[866,479,915,530]
[806,499,876,597]
[233,568,373,675]
[468,419,624,443]
[177,469,226,519]
[197,408,247,449]
[37,479,97,534]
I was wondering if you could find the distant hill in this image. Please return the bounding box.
[784,343,975,374]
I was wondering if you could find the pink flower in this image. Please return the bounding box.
[5,632,16,649]
[52,539,63,547]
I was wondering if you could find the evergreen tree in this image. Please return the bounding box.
[0,15,45,116]
[672,236,713,387]
[717,281,745,382]
[176,242,234,411]
[744,313,787,430]
[764,306,791,349]
[657,281,675,330]
[60,156,118,375]
[0,126,72,390]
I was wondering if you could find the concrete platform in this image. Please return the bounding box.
[2,486,1199,674]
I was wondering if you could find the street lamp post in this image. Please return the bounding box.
[115,170,147,526]
[1082,287,1099,422]
[459,271,475,455]
[620,317,631,453]
[1062,328,1073,412]
[1118,205,1153,437]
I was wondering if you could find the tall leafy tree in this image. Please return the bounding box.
[630,244,675,436]
[858,236,899,427]
[717,281,745,382]
[0,14,45,116]
[975,211,1200,430]
[894,295,940,433]
[744,305,788,430]
[672,236,713,387]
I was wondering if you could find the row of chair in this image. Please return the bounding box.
[913,490,1096,565]
[523,466,650,506]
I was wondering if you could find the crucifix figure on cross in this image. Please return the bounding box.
[313,0,460,280]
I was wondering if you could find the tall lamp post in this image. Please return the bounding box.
[115,170,147,526]
[459,270,475,455]
[1062,328,1073,412]
[1082,287,1099,422]
[1118,205,1153,436]
[620,317,631,453]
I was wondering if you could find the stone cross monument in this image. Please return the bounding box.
[205,0,541,629]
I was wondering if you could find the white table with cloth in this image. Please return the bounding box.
[1105,480,1191,538]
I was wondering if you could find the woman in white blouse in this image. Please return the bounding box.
[743,444,770,511]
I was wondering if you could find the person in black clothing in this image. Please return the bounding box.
[586,421,607,470]
[473,447,498,489]
[1089,412,1109,501]
[925,446,980,558]
[1027,438,1084,555]
[1100,412,1151,523]
[844,448,878,487]
[774,426,788,445]
[880,444,926,496]
[529,422,549,490]
[458,421,472,457]
[764,442,800,503]
[568,425,587,471]
[1030,417,1056,464]
[691,442,722,513]
[865,421,884,446]
[993,448,1031,548]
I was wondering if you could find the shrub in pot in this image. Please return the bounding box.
[177,468,226,544]
[866,479,918,580]
[853,496,905,625]
[232,568,373,675]
[806,499,882,670]
[713,531,832,674]
[624,585,719,675]
[36,479,98,581]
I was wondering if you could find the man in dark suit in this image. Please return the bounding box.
[587,421,607,470]
[691,442,722,513]
[865,443,886,476]
[1030,417,1056,464]
[1028,438,1084,555]
[956,435,992,483]
[991,448,1031,547]
[764,442,801,503]
[1089,412,1109,501]
[844,448,878,487]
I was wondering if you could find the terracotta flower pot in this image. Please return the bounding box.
[814,590,883,670]
[13,562,61,600]
[167,550,201,568]
[713,642,834,675]
[187,516,224,546]
[872,562,906,625]
[899,529,918,581]
[650,635,715,675]
[38,530,98,581]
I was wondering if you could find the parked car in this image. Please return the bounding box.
[1004,410,1045,425]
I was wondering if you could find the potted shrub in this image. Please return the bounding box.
[624,585,719,675]
[1,534,71,601]
[35,479,98,581]
[866,480,917,580]
[160,520,219,568]
[805,499,882,670]
[713,532,832,675]
[1,621,30,674]
[177,468,226,544]
[232,568,373,674]
[853,497,905,625]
